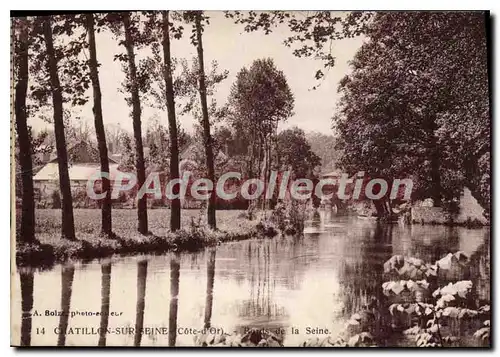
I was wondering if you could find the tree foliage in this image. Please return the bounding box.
[334,12,490,209]
[228,58,294,178]
[228,58,294,139]
[226,11,372,84]
[276,127,320,178]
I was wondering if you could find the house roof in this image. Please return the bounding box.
[48,141,119,165]
[34,163,122,181]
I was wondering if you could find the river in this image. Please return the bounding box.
[12,211,490,347]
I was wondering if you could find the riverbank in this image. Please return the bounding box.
[348,188,489,227]
[15,209,273,268]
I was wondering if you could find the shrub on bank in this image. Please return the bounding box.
[266,199,306,237]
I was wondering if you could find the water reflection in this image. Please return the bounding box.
[408,226,460,262]
[470,235,491,303]
[134,260,148,347]
[168,254,180,347]
[15,213,490,347]
[204,248,216,329]
[20,270,34,346]
[98,262,111,347]
[57,265,75,347]
[339,223,392,319]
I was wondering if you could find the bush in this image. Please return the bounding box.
[270,201,287,232]
[262,199,307,236]
[255,221,278,238]
[284,199,305,235]
[51,190,61,209]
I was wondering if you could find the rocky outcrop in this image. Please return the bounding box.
[411,187,488,226]
[454,188,488,225]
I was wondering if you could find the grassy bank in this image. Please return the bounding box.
[16,209,270,267]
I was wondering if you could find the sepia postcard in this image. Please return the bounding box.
[11,10,491,347]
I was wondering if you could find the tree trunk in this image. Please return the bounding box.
[123,14,148,234]
[246,134,255,179]
[428,117,442,207]
[86,14,112,236]
[261,134,272,213]
[430,148,442,207]
[43,18,76,241]
[14,19,36,244]
[194,12,216,230]
[263,130,274,211]
[257,133,264,179]
[162,11,181,231]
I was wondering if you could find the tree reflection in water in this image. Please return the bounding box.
[57,265,75,347]
[338,223,393,341]
[134,259,148,347]
[20,270,34,346]
[98,262,111,347]
[204,248,216,329]
[168,253,180,347]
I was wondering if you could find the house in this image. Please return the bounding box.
[33,141,121,200]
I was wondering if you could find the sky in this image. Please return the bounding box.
[29,11,365,136]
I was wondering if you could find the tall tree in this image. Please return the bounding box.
[161,11,181,231]
[122,13,148,234]
[14,18,36,244]
[86,13,112,236]
[42,17,76,240]
[334,12,490,210]
[186,11,217,229]
[228,58,294,185]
